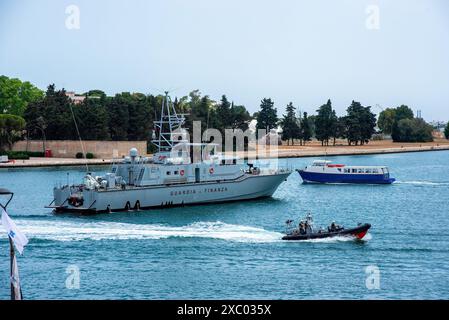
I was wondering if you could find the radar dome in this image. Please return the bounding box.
[129,148,138,157]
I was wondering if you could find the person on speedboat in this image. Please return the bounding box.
[328,221,343,232]
[304,220,311,233]
[299,221,306,235]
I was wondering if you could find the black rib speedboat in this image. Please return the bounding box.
[282,215,371,241]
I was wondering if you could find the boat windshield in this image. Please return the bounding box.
[312,160,330,167]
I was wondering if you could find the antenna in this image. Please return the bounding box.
[375,104,384,112]
[205,103,210,143]
[152,91,187,154]
[69,104,89,173]
[416,109,422,119]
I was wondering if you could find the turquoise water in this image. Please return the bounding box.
[1,151,449,299]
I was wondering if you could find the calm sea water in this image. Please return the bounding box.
[1,151,449,300]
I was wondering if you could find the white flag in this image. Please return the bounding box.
[1,208,29,254]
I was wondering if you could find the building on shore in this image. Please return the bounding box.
[65,91,86,105]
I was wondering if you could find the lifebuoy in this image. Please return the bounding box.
[180,169,185,176]
[209,167,214,174]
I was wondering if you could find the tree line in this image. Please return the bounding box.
[274,99,377,146]
[277,100,437,145]
[10,83,251,152]
[377,105,434,142]
[0,75,445,152]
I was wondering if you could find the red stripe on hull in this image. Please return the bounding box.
[353,230,367,239]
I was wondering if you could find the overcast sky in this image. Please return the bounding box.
[1,0,448,121]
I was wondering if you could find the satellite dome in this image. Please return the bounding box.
[129,148,138,157]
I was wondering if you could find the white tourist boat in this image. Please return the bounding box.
[297,160,395,184]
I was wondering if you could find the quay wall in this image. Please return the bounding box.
[12,140,147,159]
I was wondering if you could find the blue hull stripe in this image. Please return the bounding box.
[298,171,395,184]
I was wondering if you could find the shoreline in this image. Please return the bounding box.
[272,143,449,159]
[1,143,449,168]
[0,158,113,169]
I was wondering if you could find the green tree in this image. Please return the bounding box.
[360,106,377,144]
[230,103,251,131]
[23,84,76,140]
[334,117,347,144]
[46,86,76,140]
[0,75,44,116]
[127,93,152,141]
[75,95,110,140]
[0,114,26,150]
[256,98,278,136]
[394,105,414,121]
[300,112,312,145]
[107,93,130,140]
[344,101,376,145]
[377,108,396,135]
[182,91,212,141]
[197,95,213,133]
[391,105,415,142]
[280,102,300,145]
[315,99,338,146]
[306,114,316,139]
[215,95,233,132]
[345,101,363,145]
[394,118,433,142]
[85,89,106,98]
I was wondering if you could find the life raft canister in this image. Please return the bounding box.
[209,167,214,174]
[180,169,185,176]
[68,195,83,207]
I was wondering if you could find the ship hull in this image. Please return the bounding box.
[52,172,291,214]
[298,170,395,184]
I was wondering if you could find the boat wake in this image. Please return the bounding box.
[297,233,371,243]
[394,180,449,186]
[10,219,283,243]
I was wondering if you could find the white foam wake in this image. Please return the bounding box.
[10,219,283,243]
[296,234,370,243]
[394,180,449,186]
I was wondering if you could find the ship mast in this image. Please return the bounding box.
[152,92,187,154]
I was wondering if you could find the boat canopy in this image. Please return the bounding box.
[312,160,332,166]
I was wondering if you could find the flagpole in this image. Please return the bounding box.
[9,237,15,300]
[1,188,23,301]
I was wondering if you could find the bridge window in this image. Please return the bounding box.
[166,171,171,175]
[174,170,179,175]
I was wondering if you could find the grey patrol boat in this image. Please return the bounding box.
[48,93,291,214]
